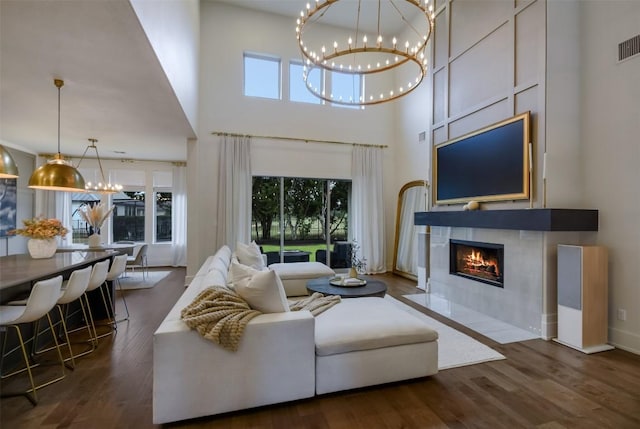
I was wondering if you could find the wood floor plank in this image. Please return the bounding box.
[2,268,639,428]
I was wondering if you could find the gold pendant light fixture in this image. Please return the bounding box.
[28,79,86,192]
[295,0,435,106]
[0,145,19,178]
[77,138,123,193]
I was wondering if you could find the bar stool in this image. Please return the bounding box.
[13,266,93,370]
[104,254,129,322]
[68,260,113,354]
[41,266,94,369]
[0,276,65,405]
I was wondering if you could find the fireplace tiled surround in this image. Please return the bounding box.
[429,226,596,340]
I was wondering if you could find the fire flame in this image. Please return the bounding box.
[463,249,500,277]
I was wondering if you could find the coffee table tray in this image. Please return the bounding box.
[329,277,367,287]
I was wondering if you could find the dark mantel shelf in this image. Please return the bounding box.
[414,208,599,231]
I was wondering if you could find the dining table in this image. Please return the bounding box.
[56,242,136,255]
[0,250,120,372]
[0,250,117,302]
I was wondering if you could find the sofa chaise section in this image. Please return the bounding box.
[153,311,315,424]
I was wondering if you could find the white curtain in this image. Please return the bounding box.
[351,146,385,273]
[172,164,187,266]
[216,135,252,249]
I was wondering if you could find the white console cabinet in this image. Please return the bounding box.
[556,245,613,353]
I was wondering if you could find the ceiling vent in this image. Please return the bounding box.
[618,34,640,62]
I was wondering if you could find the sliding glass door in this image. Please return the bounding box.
[251,176,350,267]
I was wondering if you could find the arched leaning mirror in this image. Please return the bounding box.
[393,180,428,280]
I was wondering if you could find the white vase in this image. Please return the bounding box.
[88,233,102,248]
[27,238,57,259]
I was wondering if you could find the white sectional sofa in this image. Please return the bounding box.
[153,245,438,424]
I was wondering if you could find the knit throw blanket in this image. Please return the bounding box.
[180,287,341,352]
[289,292,341,316]
[180,286,260,352]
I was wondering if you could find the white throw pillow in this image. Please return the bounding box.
[234,268,289,314]
[236,241,265,270]
[228,261,259,288]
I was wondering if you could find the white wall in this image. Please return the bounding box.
[396,0,640,353]
[189,2,399,275]
[129,0,200,134]
[580,0,640,354]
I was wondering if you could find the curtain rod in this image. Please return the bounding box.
[211,131,388,149]
[40,153,186,166]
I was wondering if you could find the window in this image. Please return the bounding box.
[331,71,362,109]
[113,191,146,242]
[251,176,351,266]
[155,191,172,242]
[289,61,322,104]
[244,53,281,99]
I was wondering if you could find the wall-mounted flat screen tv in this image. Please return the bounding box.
[434,111,531,205]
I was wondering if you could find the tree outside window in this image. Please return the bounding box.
[113,191,145,241]
[156,191,172,242]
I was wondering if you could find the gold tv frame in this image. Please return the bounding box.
[433,111,531,206]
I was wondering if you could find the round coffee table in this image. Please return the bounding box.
[306,276,387,298]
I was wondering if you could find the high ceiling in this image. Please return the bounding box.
[0,0,195,162]
[0,0,423,162]
[211,0,423,35]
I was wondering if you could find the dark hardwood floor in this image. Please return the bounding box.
[2,269,639,428]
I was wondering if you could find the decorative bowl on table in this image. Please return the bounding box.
[329,276,367,287]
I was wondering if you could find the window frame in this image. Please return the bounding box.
[289,60,324,104]
[154,188,173,243]
[243,52,282,100]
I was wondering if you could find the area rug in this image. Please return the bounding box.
[403,293,539,344]
[117,270,171,290]
[384,295,505,370]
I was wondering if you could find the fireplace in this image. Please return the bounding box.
[450,239,504,287]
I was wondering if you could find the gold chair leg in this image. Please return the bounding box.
[94,287,116,339]
[57,305,76,370]
[108,278,130,323]
[16,314,67,403]
[15,325,39,405]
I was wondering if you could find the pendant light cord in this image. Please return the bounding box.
[54,79,64,156]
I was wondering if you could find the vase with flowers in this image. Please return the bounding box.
[79,203,114,248]
[11,216,68,258]
[349,239,367,278]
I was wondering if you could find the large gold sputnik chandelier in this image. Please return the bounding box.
[295,0,435,106]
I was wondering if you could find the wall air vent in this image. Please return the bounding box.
[618,34,640,62]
